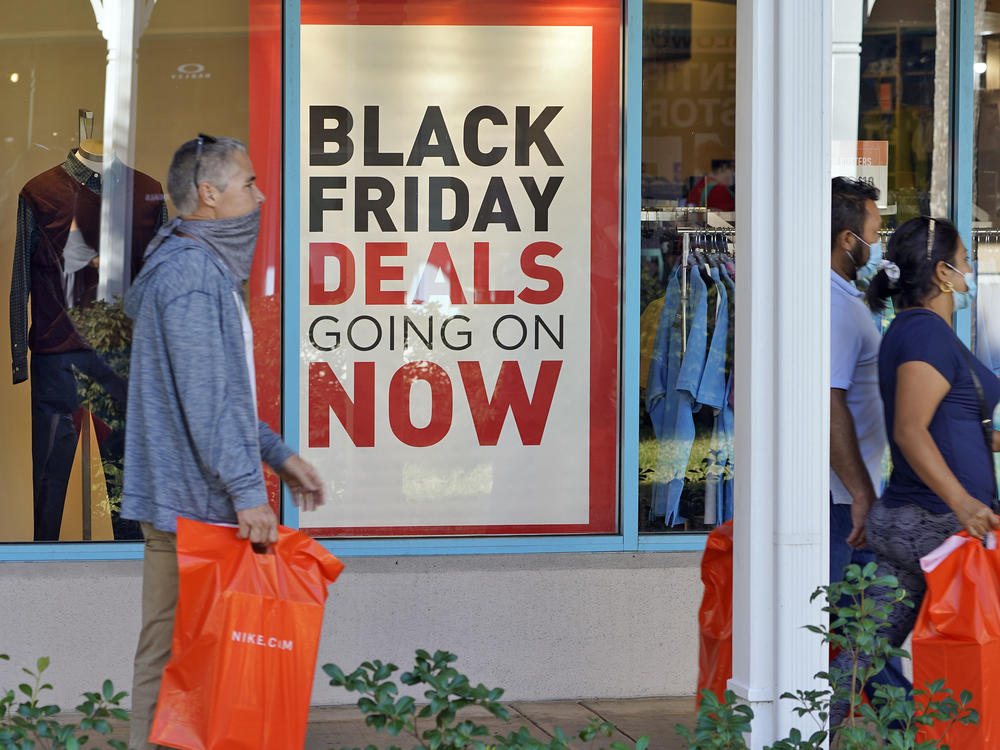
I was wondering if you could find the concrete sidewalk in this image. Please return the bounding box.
[304,696,697,749]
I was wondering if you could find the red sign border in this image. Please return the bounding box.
[263,0,621,536]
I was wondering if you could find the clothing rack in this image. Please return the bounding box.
[876,227,1000,260]
[640,206,709,223]
[678,229,736,352]
[972,229,1000,264]
[876,227,1000,352]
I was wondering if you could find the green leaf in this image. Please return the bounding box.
[36,657,49,673]
[324,664,347,683]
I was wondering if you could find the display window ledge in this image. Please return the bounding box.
[0,529,707,562]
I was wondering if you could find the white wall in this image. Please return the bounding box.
[0,551,702,709]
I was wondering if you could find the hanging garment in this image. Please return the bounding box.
[719,265,736,521]
[696,267,728,411]
[639,295,667,391]
[651,266,710,526]
[697,267,729,524]
[646,269,684,519]
[976,275,1000,375]
[720,371,735,522]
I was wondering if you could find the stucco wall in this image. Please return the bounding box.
[0,550,702,709]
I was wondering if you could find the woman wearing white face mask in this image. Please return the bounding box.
[828,215,1000,727]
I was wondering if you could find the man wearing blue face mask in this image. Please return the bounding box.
[831,177,884,560]
[121,136,328,749]
[829,177,909,701]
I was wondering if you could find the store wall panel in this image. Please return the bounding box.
[0,553,701,708]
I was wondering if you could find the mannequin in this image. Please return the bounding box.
[9,140,167,540]
[75,139,105,173]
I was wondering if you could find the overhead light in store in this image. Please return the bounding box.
[975,62,988,75]
[9,72,19,83]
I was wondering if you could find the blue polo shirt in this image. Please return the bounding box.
[880,308,1000,514]
[830,271,887,505]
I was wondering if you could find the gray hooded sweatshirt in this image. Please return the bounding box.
[121,232,292,532]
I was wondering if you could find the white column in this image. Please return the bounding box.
[930,0,951,218]
[91,0,157,301]
[832,0,864,145]
[731,0,831,747]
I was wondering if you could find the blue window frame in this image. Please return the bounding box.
[7,0,978,563]
[278,0,702,557]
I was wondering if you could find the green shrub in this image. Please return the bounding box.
[0,654,128,750]
[675,563,977,749]
[324,649,649,750]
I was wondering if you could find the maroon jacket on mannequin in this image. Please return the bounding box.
[10,150,167,383]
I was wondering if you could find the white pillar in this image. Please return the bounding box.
[832,0,864,145]
[731,0,831,747]
[91,0,157,301]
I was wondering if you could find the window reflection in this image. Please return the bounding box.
[974,4,1000,372]
[1,0,259,542]
[639,0,736,533]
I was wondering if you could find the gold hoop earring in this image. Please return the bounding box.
[939,280,954,294]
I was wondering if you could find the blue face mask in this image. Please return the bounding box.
[945,262,977,311]
[849,233,882,283]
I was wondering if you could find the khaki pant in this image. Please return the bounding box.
[129,523,178,750]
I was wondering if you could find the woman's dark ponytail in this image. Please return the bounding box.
[865,268,894,313]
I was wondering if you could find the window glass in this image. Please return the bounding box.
[0,0,278,542]
[849,1,948,226]
[639,0,736,534]
[831,0,950,301]
[974,1,1000,371]
[828,0,951,527]
[296,0,622,537]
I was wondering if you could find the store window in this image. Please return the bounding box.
[848,0,949,226]
[827,1,953,524]
[830,0,952,294]
[0,0,281,543]
[974,0,1000,372]
[831,0,951,305]
[295,0,623,538]
[638,0,736,534]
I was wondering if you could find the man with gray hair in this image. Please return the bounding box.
[121,135,326,749]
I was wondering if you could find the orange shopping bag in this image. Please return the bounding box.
[697,520,733,705]
[149,518,344,750]
[913,531,1000,749]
